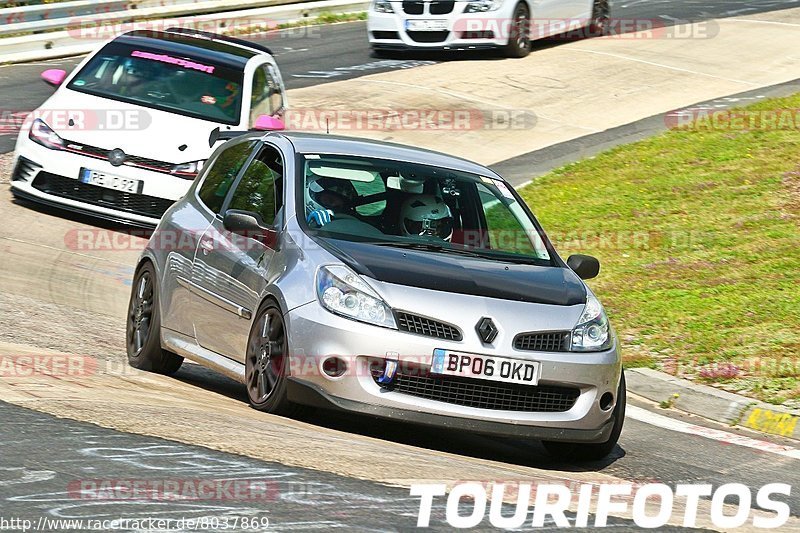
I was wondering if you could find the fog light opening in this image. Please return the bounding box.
[600,392,614,411]
[322,357,347,378]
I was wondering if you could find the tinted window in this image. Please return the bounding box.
[228,145,284,225]
[198,141,255,213]
[67,42,245,125]
[300,154,551,264]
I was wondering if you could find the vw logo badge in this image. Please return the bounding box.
[108,148,126,167]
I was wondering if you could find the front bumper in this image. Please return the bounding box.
[368,7,513,50]
[286,299,622,443]
[288,378,616,442]
[9,139,191,227]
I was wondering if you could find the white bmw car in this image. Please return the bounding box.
[368,0,609,57]
[10,29,288,227]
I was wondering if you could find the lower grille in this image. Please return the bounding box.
[11,156,40,182]
[396,311,462,341]
[514,331,570,352]
[460,30,495,39]
[32,172,174,219]
[371,361,580,412]
[429,0,454,14]
[407,31,449,43]
[371,31,400,40]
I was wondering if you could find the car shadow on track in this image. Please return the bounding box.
[173,361,625,474]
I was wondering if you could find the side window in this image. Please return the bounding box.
[477,185,537,256]
[197,140,255,213]
[249,64,284,126]
[227,145,284,226]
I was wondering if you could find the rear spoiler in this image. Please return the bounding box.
[208,128,252,147]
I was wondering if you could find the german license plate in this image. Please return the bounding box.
[79,168,142,193]
[431,349,539,385]
[405,19,448,32]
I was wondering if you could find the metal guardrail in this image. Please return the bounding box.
[0,0,369,63]
[0,0,317,36]
[1,1,129,25]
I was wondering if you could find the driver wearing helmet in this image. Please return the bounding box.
[399,194,454,241]
[305,175,357,227]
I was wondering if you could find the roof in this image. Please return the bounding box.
[114,30,264,70]
[274,132,503,179]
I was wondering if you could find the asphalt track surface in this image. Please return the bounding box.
[1,1,800,531]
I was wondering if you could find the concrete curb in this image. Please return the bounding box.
[626,367,800,442]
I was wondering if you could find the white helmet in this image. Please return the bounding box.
[400,194,453,240]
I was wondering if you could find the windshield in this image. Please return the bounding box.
[300,154,552,264]
[67,42,244,125]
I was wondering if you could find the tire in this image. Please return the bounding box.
[126,261,183,375]
[588,0,611,37]
[245,301,299,416]
[542,371,626,461]
[503,3,532,58]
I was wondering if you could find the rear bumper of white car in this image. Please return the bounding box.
[10,139,191,227]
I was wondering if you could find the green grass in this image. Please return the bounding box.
[517,94,800,406]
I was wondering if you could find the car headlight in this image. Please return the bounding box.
[171,160,205,179]
[28,119,65,150]
[316,265,397,329]
[464,0,503,13]
[570,292,612,352]
[373,0,394,13]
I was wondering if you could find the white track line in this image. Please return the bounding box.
[726,18,800,27]
[626,405,800,460]
[567,48,760,87]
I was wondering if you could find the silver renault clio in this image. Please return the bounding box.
[127,131,625,460]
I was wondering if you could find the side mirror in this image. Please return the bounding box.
[41,69,67,87]
[253,115,285,131]
[567,254,600,280]
[223,209,278,248]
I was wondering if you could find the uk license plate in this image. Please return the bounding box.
[405,19,448,32]
[431,349,539,385]
[79,168,142,194]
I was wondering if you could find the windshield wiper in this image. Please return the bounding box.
[370,240,482,256]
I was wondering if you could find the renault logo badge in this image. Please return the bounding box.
[476,317,498,344]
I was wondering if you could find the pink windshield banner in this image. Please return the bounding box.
[130,50,215,74]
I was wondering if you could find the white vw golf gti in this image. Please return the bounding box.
[10,29,288,227]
